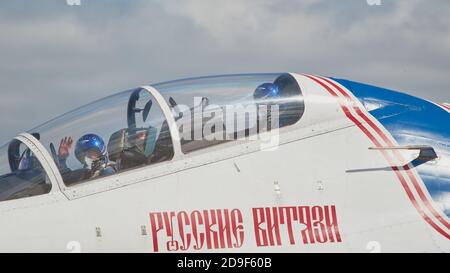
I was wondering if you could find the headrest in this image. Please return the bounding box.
[107,127,158,162]
[107,129,126,162]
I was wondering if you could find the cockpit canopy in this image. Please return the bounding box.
[0,73,304,201]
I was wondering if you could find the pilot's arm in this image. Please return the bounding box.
[57,137,73,170]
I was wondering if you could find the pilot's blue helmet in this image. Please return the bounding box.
[75,134,107,164]
[253,83,280,101]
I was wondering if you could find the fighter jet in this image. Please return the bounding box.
[0,73,448,253]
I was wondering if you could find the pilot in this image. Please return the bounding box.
[253,82,281,132]
[254,75,303,130]
[58,134,117,181]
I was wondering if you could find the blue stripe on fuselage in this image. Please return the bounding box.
[333,78,450,217]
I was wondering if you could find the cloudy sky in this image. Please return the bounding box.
[0,0,449,145]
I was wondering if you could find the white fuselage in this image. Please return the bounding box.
[0,74,448,253]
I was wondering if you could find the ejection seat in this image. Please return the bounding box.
[107,122,174,171]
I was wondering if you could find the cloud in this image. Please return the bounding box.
[0,0,449,145]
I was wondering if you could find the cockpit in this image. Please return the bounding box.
[156,73,304,153]
[0,73,304,202]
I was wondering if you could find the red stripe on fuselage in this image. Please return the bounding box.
[304,74,450,239]
[318,76,450,231]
